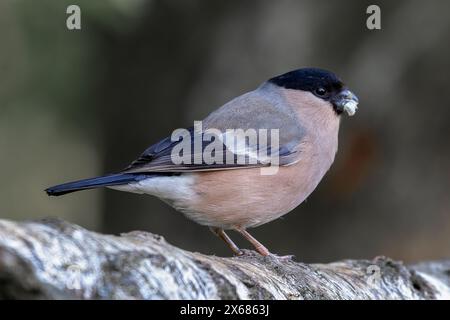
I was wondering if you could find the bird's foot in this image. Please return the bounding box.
[233,249,259,257]
[233,249,295,262]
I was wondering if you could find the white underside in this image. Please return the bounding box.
[108,174,197,204]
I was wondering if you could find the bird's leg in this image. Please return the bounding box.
[235,228,270,256]
[209,227,243,256]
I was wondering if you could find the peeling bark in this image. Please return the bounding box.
[0,218,449,300]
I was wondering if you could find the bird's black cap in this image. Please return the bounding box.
[268,68,344,94]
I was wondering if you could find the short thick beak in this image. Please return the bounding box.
[332,89,359,116]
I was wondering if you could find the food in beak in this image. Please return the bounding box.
[343,99,358,116]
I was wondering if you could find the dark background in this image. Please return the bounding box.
[1,0,449,263]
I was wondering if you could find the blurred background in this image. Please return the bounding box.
[1,0,449,263]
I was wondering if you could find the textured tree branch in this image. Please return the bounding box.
[0,218,449,300]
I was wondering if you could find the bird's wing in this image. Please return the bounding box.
[122,87,306,174]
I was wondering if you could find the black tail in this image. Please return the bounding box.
[45,173,152,196]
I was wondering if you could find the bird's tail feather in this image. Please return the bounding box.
[45,173,153,196]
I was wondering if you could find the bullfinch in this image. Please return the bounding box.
[46,68,359,256]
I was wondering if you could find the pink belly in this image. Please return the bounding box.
[186,159,330,229]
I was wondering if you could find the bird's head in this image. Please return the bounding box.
[269,68,359,116]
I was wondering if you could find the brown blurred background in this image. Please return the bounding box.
[1,0,449,263]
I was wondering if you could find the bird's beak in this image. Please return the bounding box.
[332,89,359,116]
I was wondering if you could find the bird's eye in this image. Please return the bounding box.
[315,87,327,96]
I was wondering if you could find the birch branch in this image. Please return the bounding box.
[0,218,449,299]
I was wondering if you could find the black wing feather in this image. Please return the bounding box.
[122,127,299,174]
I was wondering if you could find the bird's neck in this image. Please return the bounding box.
[283,88,341,167]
